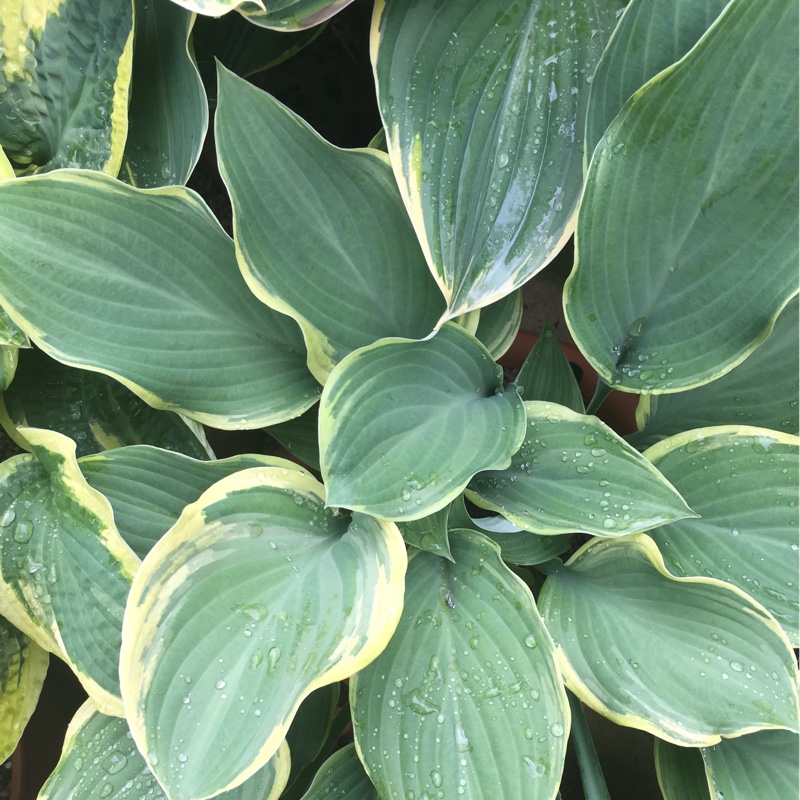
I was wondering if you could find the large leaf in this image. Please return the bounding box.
[79,446,309,559]
[0,614,48,762]
[0,0,133,175]
[467,401,694,537]
[644,427,800,646]
[39,701,291,800]
[119,0,208,187]
[120,468,406,800]
[701,729,799,800]
[0,170,319,429]
[216,66,444,384]
[320,323,526,520]
[372,0,624,321]
[654,739,711,800]
[538,535,800,746]
[584,0,730,165]
[0,429,138,714]
[565,0,799,392]
[0,347,212,460]
[629,297,800,449]
[351,530,569,800]
[299,745,377,800]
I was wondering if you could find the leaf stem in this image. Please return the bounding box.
[586,380,614,416]
[567,690,611,800]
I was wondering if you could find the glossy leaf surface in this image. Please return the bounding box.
[351,530,569,800]
[468,402,693,536]
[0,614,48,762]
[299,744,377,800]
[654,739,711,800]
[0,347,212,460]
[121,468,406,800]
[701,729,799,800]
[645,427,799,646]
[216,66,443,384]
[629,297,800,449]
[372,0,623,321]
[79,447,308,559]
[120,0,207,187]
[320,324,526,520]
[566,0,799,392]
[0,429,138,714]
[396,506,453,561]
[539,535,800,745]
[0,0,133,175]
[584,0,729,163]
[0,170,318,429]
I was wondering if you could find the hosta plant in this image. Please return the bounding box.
[0,0,797,799]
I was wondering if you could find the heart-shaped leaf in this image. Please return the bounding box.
[538,535,800,745]
[0,170,319,429]
[468,401,694,536]
[121,468,406,800]
[566,0,799,392]
[216,66,443,384]
[372,0,623,321]
[320,323,526,520]
[351,530,569,800]
[644,427,799,645]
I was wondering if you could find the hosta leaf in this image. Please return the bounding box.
[193,12,322,82]
[538,535,800,746]
[240,0,355,31]
[39,701,291,800]
[468,401,694,537]
[216,66,444,384]
[515,325,584,413]
[0,428,138,714]
[584,0,730,165]
[284,685,339,795]
[0,0,133,175]
[473,289,523,360]
[629,297,800,449]
[0,614,48,762]
[165,0,262,17]
[0,307,28,349]
[396,506,453,561]
[372,0,623,321]
[264,405,320,472]
[299,744,377,800]
[0,170,319,429]
[79,447,309,559]
[0,348,18,393]
[0,347,212,460]
[320,324,526,520]
[351,530,569,800]
[644,427,800,646]
[565,0,799,392]
[120,468,406,800]
[701,729,799,800]
[448,496,570,566]
[654,739,711,800]
[0,148,13,180]
[119,0,208,188]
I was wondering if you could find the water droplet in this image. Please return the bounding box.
[13,521,32,543]
[522,755,547,777]
[454,724,472,752]
[249,651,263,670]
[549,722,564,737]
[497,152,509,169]
[431,770,443,788]
[177,753,188,763]
[101,751,127,775]
[524,635,537,648]
[99,783,114,798]
[0,508,15,527]
[730,661,744,672]
[215,680,227,690]
[268,647,282,672]
[147,752,159,766]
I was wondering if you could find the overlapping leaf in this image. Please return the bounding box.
[299,745,377,800]
[120,0,208,187]
[351,530,569,800]
[39,701,291,800]
[396,506,452,561]
[216,66,444,384]
[79,447,308,559]
[320,324,526,520]
[538,535,800,746]
[584,0,730,164]
[372,0,624,321]
[644,427,800,645]
[0,347,212,460]
[240,0,355,30]
[468,401,693,536]
[0,614,48,762]
[0,428,138,714]
[654,739,710,800]
[264,405,320,472]
[472,289,523,360]
[0,0,133,175]
[121,468,406,800]
[566,0,799,392]
[0,170,319,429]
[629,297,800,449]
